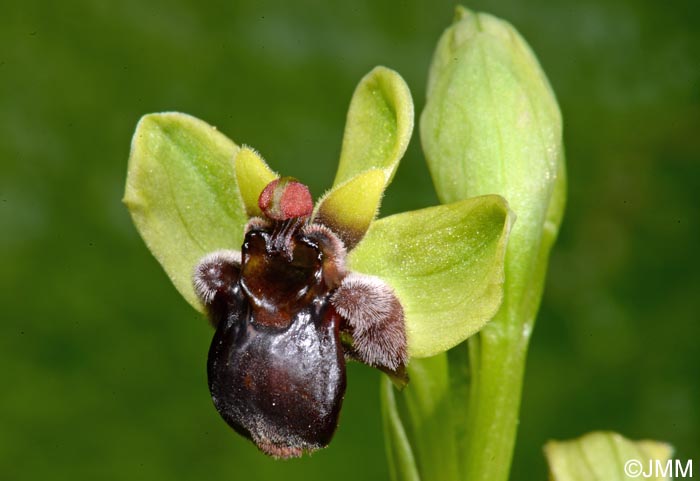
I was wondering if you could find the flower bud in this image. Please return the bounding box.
[414,9,568,481]
[421,6,565,261]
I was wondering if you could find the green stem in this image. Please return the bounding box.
[460,210,560,481]
[461,312,531,480]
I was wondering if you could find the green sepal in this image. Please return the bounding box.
[319,67,414,247]
[335,66,414,186]
[348,195,512,358]
[123,112,247,312]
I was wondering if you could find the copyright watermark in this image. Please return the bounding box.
[624,458,693,478]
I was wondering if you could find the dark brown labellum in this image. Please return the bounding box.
[203,227,345,458]
[193,180,408,458]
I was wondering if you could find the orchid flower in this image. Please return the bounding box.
[124,66,511,458]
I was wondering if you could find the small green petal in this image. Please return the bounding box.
[234,147,278,217]
[123,112,247,312]
[314,169,385,249]
[545,431,674,481]
[348,195,512,358]
[335,66,414,186]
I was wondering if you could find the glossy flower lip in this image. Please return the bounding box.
[124,66,513,358]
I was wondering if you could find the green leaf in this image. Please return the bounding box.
[234,146,278,217]
[348,195,512,358]
[123,112,247,312]
[335,66,414,187]
[545,431,674,481]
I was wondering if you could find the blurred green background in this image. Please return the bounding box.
[1,0,698,480]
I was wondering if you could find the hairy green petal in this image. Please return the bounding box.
[314,169,385,249]
[234,147,278,217]
[348,195,512,358]
[123,112,247,312]
[545,432,674,481]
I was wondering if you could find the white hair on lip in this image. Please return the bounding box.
[193,250,242,305]
[331,272,407,370]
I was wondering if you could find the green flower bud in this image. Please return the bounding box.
[421,6,565,269]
